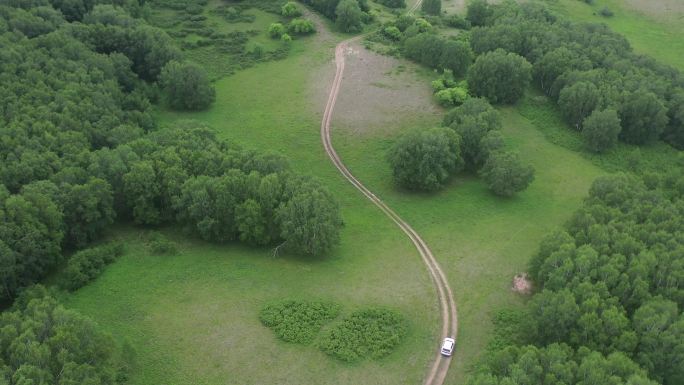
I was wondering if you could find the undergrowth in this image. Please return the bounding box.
[260,300,341,344]
[319,308,408,362]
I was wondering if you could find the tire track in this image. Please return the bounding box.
[320,34,458,385]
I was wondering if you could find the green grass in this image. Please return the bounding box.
[62,30,438,385]
[547,0,684,71]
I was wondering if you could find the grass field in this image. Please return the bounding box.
[58,1,682,384]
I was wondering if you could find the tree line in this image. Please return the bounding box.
[466,0,684,151]
[0,1,343,304]
[469,169,684,385]
[373,1,684,154]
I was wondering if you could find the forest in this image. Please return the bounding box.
[0,0,682,384]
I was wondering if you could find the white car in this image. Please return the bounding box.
[440,337,455,356]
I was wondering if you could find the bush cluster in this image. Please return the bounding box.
[61,242,125,291]
[147,231,178,255]
[319,308,408,362]
[260,300,341,344]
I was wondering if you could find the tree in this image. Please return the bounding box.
[618,91,669,145]
[335,0,364,33]
[664,90,684,149]
[479,151,534,196]
[123,161,160,225]
[582,109,621,153]
[421,0,441,15]
[388,127,464,191]
[558,82,599,129]
[277,186,343,256]
[468,49,532,104]
[0,286,124,383]
[439,40,473,77]
[466,0,492,27]
[633,299,684,385]
[159,61,215,111]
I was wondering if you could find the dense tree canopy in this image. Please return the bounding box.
[464,1,684,148]
[159,60,216,111]
[468,49,532,104]
[582,109,621,153]
[0,285,125,384]
[443,98,502,171]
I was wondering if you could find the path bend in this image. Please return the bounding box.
[320,36,458,385]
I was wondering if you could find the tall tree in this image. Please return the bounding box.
[468,49,532,104]
[582,109,621,153]
[335,0,364,33]
[478,150,534,196]
[388,127,464,191]
[159,61,216,111]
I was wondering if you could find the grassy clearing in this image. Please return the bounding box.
[547,0,684,71]
[332,91,605,383]
[61,25,438,385]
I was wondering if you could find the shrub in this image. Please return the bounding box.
[260,300,341,344]
[288,18,315,35]
[147,231,178,255]
[383,25,401,41]
[445,14,471,29]
[281,33,292,43]
[281,1,301,17]
[599,7,614,17]
[268,22,285,38]
[435,87,468,107]
[319,308,408,362]
[61,242,125,291]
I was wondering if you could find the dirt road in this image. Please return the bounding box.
[319,34,459,385]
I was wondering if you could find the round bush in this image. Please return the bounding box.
[260,300,341,344]
[319,308,408,362]
[467,49,531,104]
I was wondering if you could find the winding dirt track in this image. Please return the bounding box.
[319,21,458,385]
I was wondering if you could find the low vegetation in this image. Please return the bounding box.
[319,308,408,362]
[260,300,341,344]
[61,242,125,291]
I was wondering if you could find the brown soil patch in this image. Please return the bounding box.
[329,41,441,136]
[512,273,532,295]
